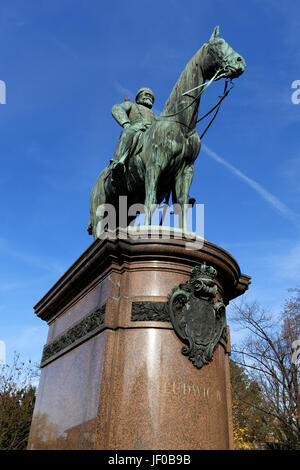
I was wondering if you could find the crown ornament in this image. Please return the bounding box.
[191,261,217,280]
[168,260,226,370]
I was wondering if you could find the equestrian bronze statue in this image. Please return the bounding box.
[88,26,246,239]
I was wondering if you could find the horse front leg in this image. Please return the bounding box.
[144,164,160,226]
[174,164,194,230]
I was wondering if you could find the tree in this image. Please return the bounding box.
[230,289,300,450]
[0,353,39,450]
[230,360,269,449]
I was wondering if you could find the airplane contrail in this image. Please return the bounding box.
[202,144,300,226]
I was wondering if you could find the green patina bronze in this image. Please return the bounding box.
[88,26,246,239]
[168,262,227,370]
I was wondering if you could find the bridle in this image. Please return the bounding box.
[197,77,234,139]
[157,66,234,138]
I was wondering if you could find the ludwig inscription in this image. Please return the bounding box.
[162,380,222,402]
[168,262,227,369]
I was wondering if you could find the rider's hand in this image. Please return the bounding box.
[123,122,131,129]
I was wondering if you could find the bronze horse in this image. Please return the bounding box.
[88,26,246,239]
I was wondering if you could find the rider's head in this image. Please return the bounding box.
[135,88,155,109]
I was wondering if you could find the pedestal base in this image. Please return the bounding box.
[28,230,250,450]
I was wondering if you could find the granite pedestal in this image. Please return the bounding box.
[27,229,250,450]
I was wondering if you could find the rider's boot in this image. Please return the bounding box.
[110,156,127,189]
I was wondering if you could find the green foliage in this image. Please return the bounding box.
[0,353,38,450]
[230,360,269,448]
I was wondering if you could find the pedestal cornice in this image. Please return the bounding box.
[34,229,250,323]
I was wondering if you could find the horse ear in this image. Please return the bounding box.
[209,25,220,41]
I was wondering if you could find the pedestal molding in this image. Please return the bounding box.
[34,231,251,322]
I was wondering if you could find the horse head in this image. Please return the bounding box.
[203,26,246,81]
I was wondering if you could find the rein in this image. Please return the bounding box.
[157,68,234,138]
[157,69,222,120]
[198,78,233,139]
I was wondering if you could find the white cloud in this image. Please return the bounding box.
[113,81,135,101]
[265,242,300,282]
[280,156,300,194]
[12,326,45,350]
[50,35,78,61]
[2,324,48,362]
[0,282,23,291]
[0,238,65,275]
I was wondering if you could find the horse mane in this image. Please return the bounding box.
[162,43,208,117]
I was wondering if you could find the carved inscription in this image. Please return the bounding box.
[162,380,222,402]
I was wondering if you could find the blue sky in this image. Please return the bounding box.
[0,0,300,368]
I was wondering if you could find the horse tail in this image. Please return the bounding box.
[88,166,111,239]
[87,216,93,235]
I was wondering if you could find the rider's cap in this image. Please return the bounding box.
[135,87,155,103]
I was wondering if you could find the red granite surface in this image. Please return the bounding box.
[28,232,250,450]
[95,329,230,450]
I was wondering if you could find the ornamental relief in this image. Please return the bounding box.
[168,262,227,369]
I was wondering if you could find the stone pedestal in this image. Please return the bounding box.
[27,229,250,450]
